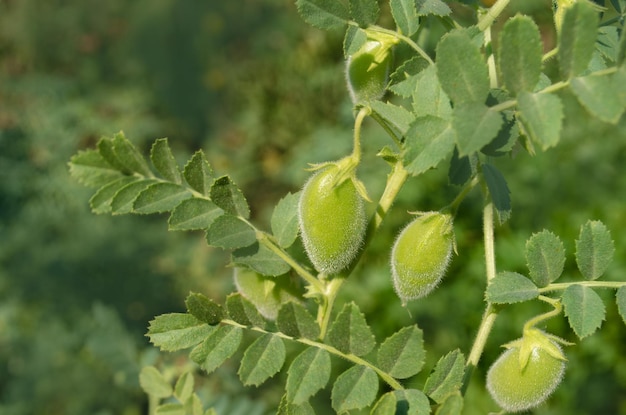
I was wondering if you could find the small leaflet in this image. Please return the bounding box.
[517,91,564,151]
[271,192,301,248]
[558,1,600,79]
[150,138,182,184]
[575,220,615,280]
[562,284,606,339]
[326,302,376,356]
[286,347,331,404]
[525,230,566,287]
[238,333,286,386]
[147,313,214,351]
[185,292,224,325]
[390,0,420,36]
[295,0,350,30]
[139,366,172,398]
[423,349,465,404]
[486,271,539,304]
[190,325,243,374]
[377,325,425,379]
[331,365,378,413]
[497,15,542,95]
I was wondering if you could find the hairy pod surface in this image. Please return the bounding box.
[298,165,366,275]
[346,40,392,105]
[390,212,454,303]
[487,340,566,412]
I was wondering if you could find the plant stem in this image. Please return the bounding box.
[462,200,499,394]
[523,295,562,332]
[478,0,511,32]
[368,25,434,65]
[353,107,370,162]
[540,280,626,293]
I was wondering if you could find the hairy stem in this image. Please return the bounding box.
[368,25,434,65]
[478,0,512,32]
[540,280,626,293]
[462,200,499,393]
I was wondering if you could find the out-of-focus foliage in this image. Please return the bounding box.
[2,0,626,414]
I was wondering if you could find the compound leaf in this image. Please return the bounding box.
[486,271,539,304]
[424,349,465,404]
[326,302,376,356]
[147,313,213,351]
[377,325,425,379]
[562,284,605,338]
[286,347,331,404]
[525,230,566,287]
[190,325,243,374]
[276,301,320,340]
[436,29,490,105]
[89,176,138,214]
[295,0,350,30]
[238,333,286,386]
[517,91,564,150]
[271,192,301,248]
[575,220,615,280]
[497,15,542,95]
[151,138,181,183]
[69,148,124,188]
[133,182,192,214]
[110,179,158,214]
[558,0,599,79]
[168,198,223,231]
[331,365,378,413]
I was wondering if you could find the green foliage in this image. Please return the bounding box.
[58,0,626,413]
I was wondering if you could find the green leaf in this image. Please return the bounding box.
[448,149,473,186]
[403,116,456,176]
[394,389,431,414]
[155,403,185,415]
[226,293,266,328]
[97,136,130,173]
[482,163,511,223]
[234,268,302,320]
[416,0,451,16]
[295,0,350,30]
[370,100,415,135]
[168,198,223,231]
[331,365,378,413]
[596,26,620,63]
[558,0,599,79]
[185,292,224,325]
[277,395,316,415]
[68,149,124,188]
[326,302,376,356]
[371,392,397,415]
[190,325,243,374]
[238,333,286,386]
[570,74,626,124]
[344,26,368,57]
[517,91,564,150]
[89,176,138,214]
[286,348,331,404]
[151,138,182,183]
[389,56,430,97]
[486,271,539,304]
[111,131,153,176]
[497,15,542,95]
[276,302,320,340]
[562,284,606,338]
[616,286,626,325]
[210,175,250,219]
[525,230,566,287]
[110,179,158,214]
[436,391,464,415]
[140,366,172,398]
[412,65,452,119]
[436,29,490,105]
[575,220,615,280]
[183,150,214,196]
[206,215,256,249]
[231,242,292,276]
[423,349,465,404]
[173,372,194,403]
[350,0,379,26]
[147,313,213,351]
[133,183,192,214]
[390,0,420,36]
[377,325,425,379]
[452,102,503,157]
[271,192,301,248]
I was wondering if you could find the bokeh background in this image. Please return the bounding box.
[1,0,625,414]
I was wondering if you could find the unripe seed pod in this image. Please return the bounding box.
[390,212,454,303]
[298,165,366,274]
[346,40,393,105]
[487,338,566,412]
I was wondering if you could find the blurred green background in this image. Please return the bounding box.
[1,0,625,414]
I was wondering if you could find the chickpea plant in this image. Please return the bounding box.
[69,0,626,413]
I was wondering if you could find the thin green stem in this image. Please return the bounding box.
[540,280,626,293]
[369,111,403,148]
[477,0,512,32]
[221,318,404,390]
[353,106,371,162]
[318,277,345,340]
[446,176,479,217]
[484,20,498,89]
[523,295,562,332]
[542,47,558,62]
[462,200,499,394]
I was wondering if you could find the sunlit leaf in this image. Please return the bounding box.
[331,365,378,413]
[238,333,286,386]
[562,284,606,338]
